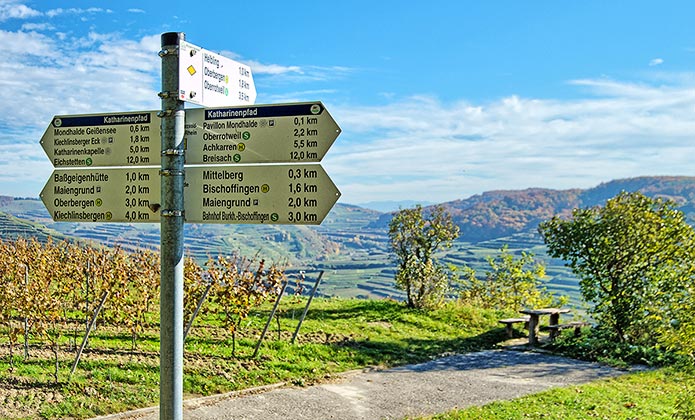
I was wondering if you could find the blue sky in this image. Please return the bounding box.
[2,1,695,209]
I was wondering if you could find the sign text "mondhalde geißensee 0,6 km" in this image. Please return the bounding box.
[40,111,161,168]
[41,164,340,225]
[41,103,340,168]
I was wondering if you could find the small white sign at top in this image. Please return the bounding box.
[178,40,256,107]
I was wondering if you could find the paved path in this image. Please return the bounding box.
[97,349,628,420]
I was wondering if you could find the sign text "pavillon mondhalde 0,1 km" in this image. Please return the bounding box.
[40,165,339,224]
[40,102,340,168]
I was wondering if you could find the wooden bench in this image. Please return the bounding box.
[498,317,530,338]
[545,321,590,340]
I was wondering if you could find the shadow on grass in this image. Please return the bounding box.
[324,328,511,368]
[297,299,411,321]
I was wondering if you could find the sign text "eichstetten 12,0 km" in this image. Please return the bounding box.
[40,111,160,168]
[41,103,340,167]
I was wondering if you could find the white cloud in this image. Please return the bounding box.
[325,79,695,203]
[649,58,664,66]
[248,61,303,75]
[0,27,163,198]
[45,7,111,18]
[21,22,54,31]
[242,58,352,82]
[0,29,60,59]
[0,2,40,21]
[0,30,160,129]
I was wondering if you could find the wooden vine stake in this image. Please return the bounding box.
[69,290,109,380]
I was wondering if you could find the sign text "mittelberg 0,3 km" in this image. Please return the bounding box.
[40,165,340,225]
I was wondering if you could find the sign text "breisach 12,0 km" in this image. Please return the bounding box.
[41,102,340,168]
[185,102,340,164]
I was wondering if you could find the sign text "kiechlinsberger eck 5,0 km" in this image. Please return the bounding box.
[40,111,161,168]
[185,102,340,164]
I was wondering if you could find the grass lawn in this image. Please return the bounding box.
[1,297,692,420]
[0,298,510,419]
[423,367,695,420]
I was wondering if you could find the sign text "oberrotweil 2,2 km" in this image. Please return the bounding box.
[41,102,340,167]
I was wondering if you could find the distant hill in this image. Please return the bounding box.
[357,200,435,212]
[371,176,695,242]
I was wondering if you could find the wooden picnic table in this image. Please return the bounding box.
[519,308,571,345]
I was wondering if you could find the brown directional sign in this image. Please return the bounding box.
[40,167,161,223]
[184,164,340,224]
[40,111,161,168]
[40,164,340,225]
[41,102,341,167]
[185,102,341,164]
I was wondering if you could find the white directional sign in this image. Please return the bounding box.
[185,164,340,225]
[40,111,160,168]
[41,165,341,225]
[40,167,161,223]
[185,102,341,164]
[179,40,256,107]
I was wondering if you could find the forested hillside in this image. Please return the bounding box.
[371,176,695,243]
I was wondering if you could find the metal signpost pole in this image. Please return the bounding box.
[158,31,186,420]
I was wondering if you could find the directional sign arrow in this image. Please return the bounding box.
[179,40,256,107]
[40,164,341,225]
[184,164,340,224]
[41,167,162,223]
[185,102,341,164]
[42,102,340,168]
[40,111,161,168]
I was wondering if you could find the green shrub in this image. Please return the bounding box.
[548,327,683,368]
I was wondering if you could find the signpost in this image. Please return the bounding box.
[38,32,341,420]
[178,40,256,107]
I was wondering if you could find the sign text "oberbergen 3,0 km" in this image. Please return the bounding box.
[40,165,340,225]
